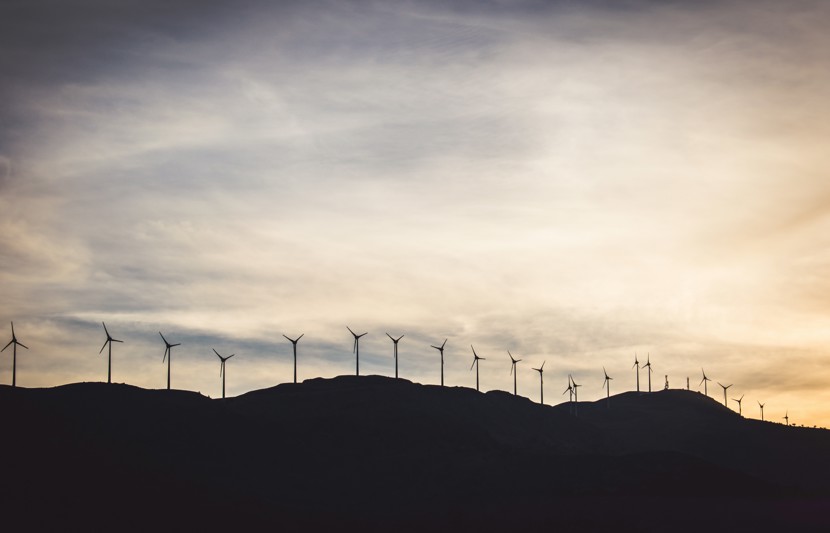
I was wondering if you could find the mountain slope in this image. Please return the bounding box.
[1,376,828,531]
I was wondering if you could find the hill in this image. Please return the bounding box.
[1,376,829,531]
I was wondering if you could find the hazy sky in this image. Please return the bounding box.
[2,0,829,425]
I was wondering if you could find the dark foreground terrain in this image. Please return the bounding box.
[2,376,829,531]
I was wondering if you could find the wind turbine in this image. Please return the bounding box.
[386,333,404,379]
[282,333,304,384]
[470,345,485,392]
[563,377,573,400]
[159,332,180,391]
[2,322,28,387]
[783,411,789,426]
[732,394,744,416]
[532,361,545,404]
[699,368,711,396]
[758,401,765,421]
[346,327,367,376]
[99,322,123,384]
[508,351,521,396]
[717,382,732,407]
[571,375,581,416]
[633,353,640,393]
[213,349,235,399]
[643,354,653,392]
[602,367,613,407]
[430,339,447,386]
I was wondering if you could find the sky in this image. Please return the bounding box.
[1,0,829,426]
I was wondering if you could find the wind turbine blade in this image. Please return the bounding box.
[346,326,356,336]
[470,358,476,371]
[386,332,394,341]
[113,339,123,343]
[99,340,109,354]
[227,354,235,360]
[1,340,12,352]
[17,341,29,350]
[171,343,181,347]
[159,332,168,344]
[297,333,304,341]
[102,322,110,337]
[163,347,168,363]
[282,334,291,342]
[441,339,447,349]
[470,345,477,358]
[213,348,222,358]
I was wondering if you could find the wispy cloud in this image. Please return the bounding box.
[2,0,829,424]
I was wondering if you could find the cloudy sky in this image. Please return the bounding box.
[2,0,829,425]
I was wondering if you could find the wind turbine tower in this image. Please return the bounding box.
[718,382,732,407]
[508,351,521,396]
[532,361,545,404]
[2,322,28,387]
[699,369,711,396]
[602,367,613,408]
[758,401,765,421]
[159,332,180,391]
[213,349,235,399]
[99,322,123,384]
[470,345,485,392]
[347,327,367,376]
[732,394,744,416]
[430,339,447,386]
[571,375,581,416]
[633,354,640,393]
[643,354,653,392]
[386,333,404,379]
[282,333,304,384]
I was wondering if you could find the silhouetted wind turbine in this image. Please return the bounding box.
[213,349,235,399]
[699,368,711,396]
[159,332,180,391]
[2,322,28,388]
[783,411,789,426]
[347,327,367,376]
[602,367,613,407]
[282,334,304,384]
[732,394,744,416]
[532,361,545,404]
[718,382,732,407]
[633,353,640,393]
[430,339,447,386]
[571,375,581,416]
[758,401,765,421]
[470,345,485,392]
[386,333,404,379]
[643,354,653,392]
[508,351,521,395]
[99,322,123,384]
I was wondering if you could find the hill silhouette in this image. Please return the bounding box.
[2,376,829,531]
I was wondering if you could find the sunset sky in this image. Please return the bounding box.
[2,0,829,425]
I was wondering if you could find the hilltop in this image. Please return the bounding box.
[1,376,828,531]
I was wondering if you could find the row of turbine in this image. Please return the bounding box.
[0,321,791,423]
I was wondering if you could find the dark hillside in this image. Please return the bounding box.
[1,377,828,531]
